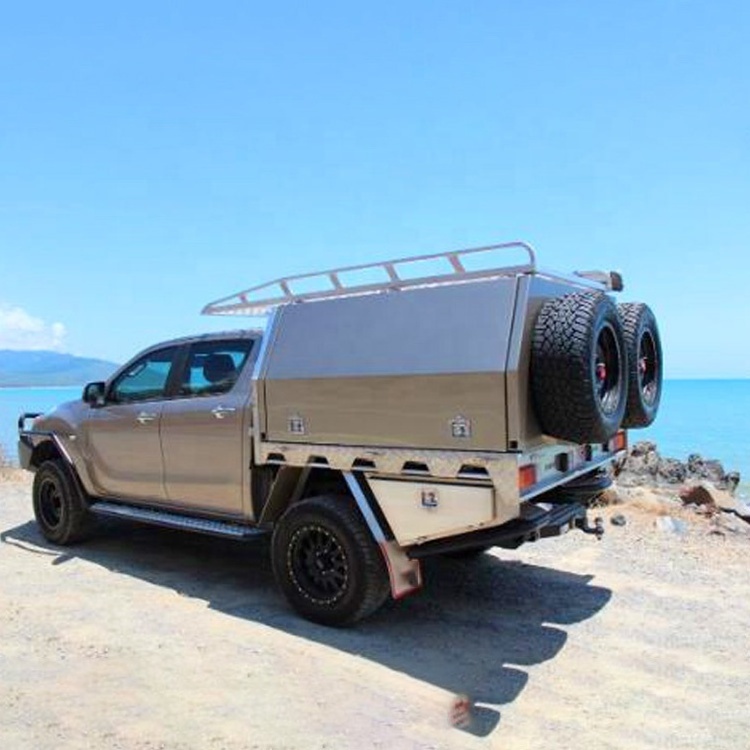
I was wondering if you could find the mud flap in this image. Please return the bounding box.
[344,471,423,600]
[379,540,423,599]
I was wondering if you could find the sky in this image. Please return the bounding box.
[0,1,748,377]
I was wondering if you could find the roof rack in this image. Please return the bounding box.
[202,241,538,317]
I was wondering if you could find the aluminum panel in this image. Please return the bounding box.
[260,278,517,451]
[368,478,495,546]
[264,278,517,379]
[264,371,506,450]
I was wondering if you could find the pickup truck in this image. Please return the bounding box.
[18,242,662,626]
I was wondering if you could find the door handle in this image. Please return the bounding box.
[211,406,237,420]
[136,412,157,425]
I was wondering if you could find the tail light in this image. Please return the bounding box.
[609,430,627,453]
[518,464,537,491]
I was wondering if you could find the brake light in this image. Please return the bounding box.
[610,430,627,453]
[518,464,537,491]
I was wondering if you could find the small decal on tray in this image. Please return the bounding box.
[288,414,306,435]
[450,415,472,439]
[421,489,439,509]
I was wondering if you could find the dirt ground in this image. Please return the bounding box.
[2,474,749,750]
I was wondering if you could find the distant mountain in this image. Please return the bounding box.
[0,350,119,387]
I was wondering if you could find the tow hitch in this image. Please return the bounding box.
[408,501,604,558]
[576,515,605,540]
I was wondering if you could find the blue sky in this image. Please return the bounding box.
[1,1,748,376]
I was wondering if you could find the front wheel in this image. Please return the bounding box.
[271,495,390,627]
[32,459,94,545]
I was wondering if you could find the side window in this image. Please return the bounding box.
[109,346,179,404]
[178,339,254,397]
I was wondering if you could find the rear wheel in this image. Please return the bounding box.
[618,302,662,428]
[271,495,390,627]
[33,459,94,545]
[531,292,628,444]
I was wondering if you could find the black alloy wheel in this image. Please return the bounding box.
[271,495,390,627]
[594,322,624,417]
[288,524,349,605]
[37,474,64,530]
[637,330,659,407]
[32,459,94,545]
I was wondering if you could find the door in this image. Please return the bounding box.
[160,338,255,515]
[83,345,180,500]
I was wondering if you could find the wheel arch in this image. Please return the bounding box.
[259,465,422,602]
[257,465,351,525]
[30,437,95,500]
[30,438,64,470]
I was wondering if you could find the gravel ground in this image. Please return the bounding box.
[1,474,749,750]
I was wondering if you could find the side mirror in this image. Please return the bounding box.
[83,381,106,407]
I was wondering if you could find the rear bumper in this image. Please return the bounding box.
[406,499,596,559]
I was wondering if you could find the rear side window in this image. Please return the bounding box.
[110,346,179,403]
[179,339,254,397]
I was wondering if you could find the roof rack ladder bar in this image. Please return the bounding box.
[447,253,465,273]
[384,263,399,282]
[203,240,537,317]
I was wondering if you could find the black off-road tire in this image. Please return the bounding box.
[32,459,95,545]
[531,292,628,444]
[618,302,663,428]
[271,495,390,627]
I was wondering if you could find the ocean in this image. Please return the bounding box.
[2,381,749,492]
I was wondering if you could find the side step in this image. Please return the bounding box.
[90,501,268,540]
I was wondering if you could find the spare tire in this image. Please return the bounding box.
[617,302,662,428]
[531,292,628,444]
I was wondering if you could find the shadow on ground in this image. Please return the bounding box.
[2,518,611,736]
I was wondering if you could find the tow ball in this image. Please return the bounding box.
[576,515,605,540]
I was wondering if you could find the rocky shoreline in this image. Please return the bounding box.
[609,441,750,537]
[614,440,741,492]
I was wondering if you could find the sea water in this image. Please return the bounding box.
[638,380,750,481]
[1,381,749,487]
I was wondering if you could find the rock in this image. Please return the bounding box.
[680,481,750,520]
[722,498,750,521]
[615,443,741,494]
[724,472,741,493]
[654,516,687,535]
[686,455,726,484]
[610,514,627,527]
[690,503,717,518]
[631,441,658,457]
[657,458,687,484]
[679,483,715,507]
[594,488,622,507]
[709,512,750,536]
